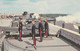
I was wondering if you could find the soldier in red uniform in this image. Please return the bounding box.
[38,19,43,42]
[32,20,37,49]
[44,19,49,38]
[18,18,23,41]
[32,20,36,46]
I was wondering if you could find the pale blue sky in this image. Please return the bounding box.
[0,0,80,14]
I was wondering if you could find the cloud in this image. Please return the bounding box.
[0,0,80,14]
[56,12,80,23]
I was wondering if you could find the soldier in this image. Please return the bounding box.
[38,19,43,42]
[78,26,80,34]
[62,23,65,28]
[45,19,49,38]
[32,20,36,46]
[54,17,56,25]
[18,18,23,41]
